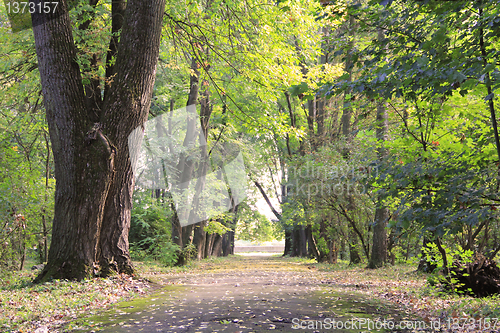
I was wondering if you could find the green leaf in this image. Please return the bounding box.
[454,72,467,82]
[416,56,429,66]
[484,63,496,73]
[461,79,478,90]
[288,82,310,97]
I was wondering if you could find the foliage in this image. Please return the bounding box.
[69,1,114,86]
[0,0,54,270]
[150,240,180,267]
[129,190,179,266]
[0,70,52,270]
[235,202,282,243]
[327,0,500,102]
[311,0,500,266]
[181,242,198,263]
[423,242,474,294]
[205,219,232,236]
[377,151,498,237]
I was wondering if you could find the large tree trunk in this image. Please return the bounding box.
[98,154,134,275]
[94,0,134,275]
[98,0,165,275]
[204,233,213,258]
[368,204,389,268]
[193,222,207,260]
[299,225,307,256]
[306,225,321,261]
[291,228,299,257]
[32,0,114,282]
[99,0,165,276]
[284,230,292,256]
[291,225,307,257]
[211,234,224,257]
[32,0,166,281]
[222,231,234,256]
[328,239,338,264]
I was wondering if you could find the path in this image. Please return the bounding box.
[83,255,414,332]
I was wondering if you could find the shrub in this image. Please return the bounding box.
[129,190,178,266]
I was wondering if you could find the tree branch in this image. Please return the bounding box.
[254,180,281,220]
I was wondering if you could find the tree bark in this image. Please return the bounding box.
[306,225,321,261]
[328,239,337,264]
[291,228,299,257]
[98,0,166,276]
[222,231,234,256]
[284,230,292,256]
[204,232,213,258]
[211,234,223,257]
[192,222,207,260]
[368,203,389,268]
[222,203,239,256]
[32,0,166,281]
[299,225,307,256]
[32,0,114,281]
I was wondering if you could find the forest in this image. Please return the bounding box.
[1,0,500,331]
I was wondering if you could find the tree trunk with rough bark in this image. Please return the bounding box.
[368,203,389,268]
[32,0,166,281]
[306,225,321,261]
[222,231,234,256]
[193,223,207,260]
[211,234,223,257]
[222,202,239,257]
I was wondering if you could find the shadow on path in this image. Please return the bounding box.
[81,255,416,332]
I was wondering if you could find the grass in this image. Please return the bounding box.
[308,259,500,324]
[0,269,151,333]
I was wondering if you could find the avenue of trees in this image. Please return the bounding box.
[1,0,499,290]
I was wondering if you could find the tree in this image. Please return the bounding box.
[31,0,166,281]
[321,0,500,270]
[368,29,389,269]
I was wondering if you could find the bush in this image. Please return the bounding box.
[422,242,478,295]
[129,190,178,266]
[151,238,180,266]
[181,243,197,263]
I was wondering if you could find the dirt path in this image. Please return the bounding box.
[82,255,416,332]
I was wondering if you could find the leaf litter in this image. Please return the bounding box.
[3,256,500,332]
